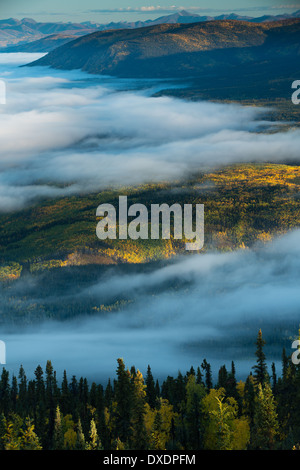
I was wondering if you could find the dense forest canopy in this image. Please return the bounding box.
[0,330,299,450]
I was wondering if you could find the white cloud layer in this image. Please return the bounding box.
[1,229,300,381]
[0,55,298,385]
[0,53,299,212]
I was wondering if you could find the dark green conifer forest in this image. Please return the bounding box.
[0,330,299,451]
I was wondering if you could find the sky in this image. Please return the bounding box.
[0,0,300,23]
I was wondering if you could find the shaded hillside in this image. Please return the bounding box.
[29,20,287,73]
[28,19,300,101]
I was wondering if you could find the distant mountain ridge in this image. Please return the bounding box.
[1,33,80,53]
[1,9,300,50]
[0,17,98,48]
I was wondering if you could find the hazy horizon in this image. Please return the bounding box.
[0,0,299,24]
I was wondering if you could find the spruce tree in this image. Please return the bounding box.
[175,372,187,409]
[61,370,71,415]
[271,362,277,390]
[21,417,42,450]
[11,376,18,412]
[253,330,268,385]
[0,368,11,416]
[196,367,203,385]
[2,418,21,450]
[18,365,27,415]
[130,366,136,380]
[145,365,156,409]
[201,359,213,390]
[114,358,133,444]
[89,382,98,409]
[282,348,289,383]
[27,381,36,415]
[226,361,238,402]
[53,406,64,450]
[244,374,256,427]
[185,374,206,449]
[75,419,86,450]
[86,418,102,450]
[0,414,6,450]
[252,382,279,450]
[34,366,45,400]
[34,365,46,448]
[217,365,228,389]
[104,379,114,409]
[45,360,55,448]
[131,370,148,450]
[152,411,164,450]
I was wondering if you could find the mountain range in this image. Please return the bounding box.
[0,17,99,49]
[1,9,300,51]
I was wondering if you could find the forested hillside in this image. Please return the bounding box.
[1,164,300,284]
[29,19,300,101]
